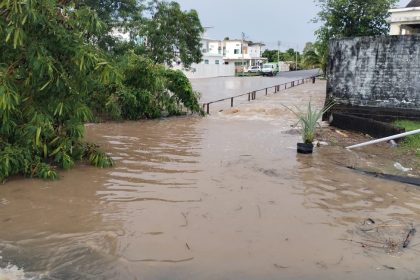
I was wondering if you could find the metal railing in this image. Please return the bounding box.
[201,75,319,114]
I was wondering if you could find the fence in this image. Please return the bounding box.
[201,76,318,114]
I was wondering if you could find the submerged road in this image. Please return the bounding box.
[191,69,320,103]
[2,78,420,280]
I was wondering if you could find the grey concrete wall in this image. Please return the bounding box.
[327,35,420,111]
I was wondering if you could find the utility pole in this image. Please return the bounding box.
[295,44,298,71]
[241,32,245,76]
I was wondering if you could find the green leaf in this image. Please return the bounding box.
[35,127,41,147]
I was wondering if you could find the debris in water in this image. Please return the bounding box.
[181,212,189,227]
[335,130,348,137]
[394,162,412,172]
[363,218,375,226]
[389,140,398,148]
[273,264,289,269]
[403,228,416,248]
[349,219,417,254]
[315,140,329,147]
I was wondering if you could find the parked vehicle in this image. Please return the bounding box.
[262,63,279,76]
[247,65,261,73]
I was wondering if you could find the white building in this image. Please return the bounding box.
[389,0,420,35]
[222,40,267,70]
[175,36,235,79]
[201,38,224,65]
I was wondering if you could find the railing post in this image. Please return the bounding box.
[248,92,251,101]
[206,103,210,114]
[265,88,268,95]
[253,91,256,100]
[231,97,234,107]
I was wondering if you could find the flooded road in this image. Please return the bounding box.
[193,69,320,102]
[1,81,420,280]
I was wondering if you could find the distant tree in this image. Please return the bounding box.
[303,42,314,54]
[314,0,397,73]
[262,50,284,62]
[302,42,321,69]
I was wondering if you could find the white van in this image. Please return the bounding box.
[262,63,279,76]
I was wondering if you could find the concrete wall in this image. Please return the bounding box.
[173,64,235,79]
[327,35,420,111]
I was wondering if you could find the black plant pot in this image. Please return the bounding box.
[297,143,314,154]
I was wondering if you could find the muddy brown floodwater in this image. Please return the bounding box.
[1,81,420,280]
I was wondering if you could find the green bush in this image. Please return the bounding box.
[89,53,202,120]
[0,0,115,182]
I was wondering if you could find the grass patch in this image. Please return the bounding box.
[394,120,420,157]
[235,72,262,77]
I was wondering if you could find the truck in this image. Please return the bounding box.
[261,63,279,76]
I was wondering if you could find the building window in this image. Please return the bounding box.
[215,60,220,64]
[204,60,209,64]
[224,62,229,65]
[234,49,240,54]
[234,61,247,66]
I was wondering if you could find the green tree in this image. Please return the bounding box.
[0,0,203,182]
[74,0,142,50]
[0,0,116,182]
[139,1,204,68]
[303,42,314,54]
[314,0,398,73]
[302,42,321,69]
[262,50,285,63]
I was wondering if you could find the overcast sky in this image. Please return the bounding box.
[175,0,411,51]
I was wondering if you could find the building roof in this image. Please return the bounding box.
[406,0,420,7]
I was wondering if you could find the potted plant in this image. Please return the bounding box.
[286,101,334,154]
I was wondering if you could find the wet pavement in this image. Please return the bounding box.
[192,69,320,103]
[1,79,420,280]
